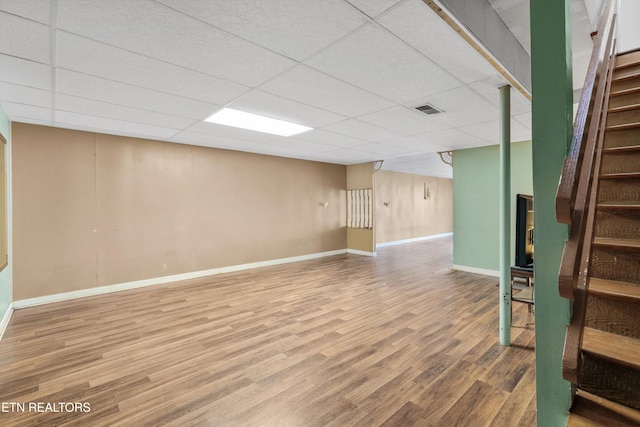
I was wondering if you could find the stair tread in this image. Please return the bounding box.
[606,122,640,131]
[583,327,640,370]
[597,203,640,210]
[613,68,640,82]
[609,103,640,113]
[569,390,640,426]
[593,237,640,250]
[603,144,640,153]
[616,51,640,70]
[589,278,640,302]
[600,172,640,179]
[610,87,640,97]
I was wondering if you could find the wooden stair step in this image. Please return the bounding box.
[603,145,640,153]
[597,203,640,210]
[609,103,640,113]
[610,86,640,97]
[582,327,640,370]
[606,122,640,131]
[613,68,640,82]
[606,109,640,127]
[568,390,640,427]
[600,172,640,179]
[593,237,640,251]
[616,51,640,70]
[589,278,640,303]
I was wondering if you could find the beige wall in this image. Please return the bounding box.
[12,123,347,300]
[346,162,374,253]
[375,170,452,244]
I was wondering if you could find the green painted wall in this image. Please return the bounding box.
[531,0,573,425]
[0,105,11,324]
[452,140,533,273]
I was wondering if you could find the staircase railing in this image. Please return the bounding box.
[556,0,618,300]
[555,0,618,383]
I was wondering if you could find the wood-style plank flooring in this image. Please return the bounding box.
[0,236,536,426]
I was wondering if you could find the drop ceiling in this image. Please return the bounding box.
[1,0,545,178]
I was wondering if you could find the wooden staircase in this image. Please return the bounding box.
[564,49,640,425]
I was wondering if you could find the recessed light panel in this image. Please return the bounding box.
[204,108,313,136]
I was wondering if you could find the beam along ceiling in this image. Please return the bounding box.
[0,0,536,178]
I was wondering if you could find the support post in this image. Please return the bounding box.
[531,0,573,424]
[499,85,511,346]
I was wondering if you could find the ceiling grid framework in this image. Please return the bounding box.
[0,0,559,178]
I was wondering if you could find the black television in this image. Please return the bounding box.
[515,194,534,267]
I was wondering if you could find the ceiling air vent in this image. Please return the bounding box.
[415,104,443,115]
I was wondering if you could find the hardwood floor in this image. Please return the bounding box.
[0,236,536,426]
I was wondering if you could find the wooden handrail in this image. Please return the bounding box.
[556,0,618,300]
[563,39,616,382]
[556,0,616,225]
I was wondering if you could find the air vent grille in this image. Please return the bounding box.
[415,104,443,115]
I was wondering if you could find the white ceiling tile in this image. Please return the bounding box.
[0,0,50,24]
[266,138,336,153]
[382,152,453,178]
[259,65,394,117]
[321,118,403,142]
[0,12,49,64]
[352,142,417,156]
[55,94,197,129]
[169,131,261,151]
[55,110,178,140]
[379,135,431,151]
[55,31,249,104]
[379,0,499,84]
[511,90,531,116]
[56,70,217,120]
[156,0,367,61]
[459,118,531,143]
[0,54,51,89]
[1,101,51,122]
[414,86,500,128]
[306,24,461,104]
[426,128,489,150]
[228,90,346,129]
[314,148,382,163]
[0,55,51,90]
[467,76,531,115]
[388,128,487,152]
[250,144,318,159]
[0,83,51,108]
[346,0,403,17]
[56,0,295,86]
[357,106,448,135]
[185,121,281,144]
[296,129,368,148]
[513,111,531,129]
[0,0,543,177]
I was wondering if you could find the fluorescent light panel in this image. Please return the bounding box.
[204,108,313,136]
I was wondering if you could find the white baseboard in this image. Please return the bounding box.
[452,264,500,277]
[376,232,453,248]
[0,303,13,341]
[347,249,377,257]
[12,249,348,309]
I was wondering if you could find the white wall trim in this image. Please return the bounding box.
[0,303,13,341]
[347,249,377,257]
[376,232,453,248]
[452,264,500,277]
[12,249,348,309]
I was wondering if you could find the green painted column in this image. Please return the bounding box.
[530,0,573,426]
[499,85,511,346]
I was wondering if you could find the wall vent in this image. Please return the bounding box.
[415,104,443,115]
